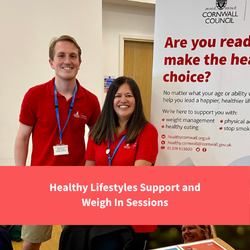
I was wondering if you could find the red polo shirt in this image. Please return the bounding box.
[85,123,158,233]
[85,123,158,166]
[19,78,100,166]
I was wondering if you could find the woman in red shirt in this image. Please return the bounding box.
[85,76,158,250]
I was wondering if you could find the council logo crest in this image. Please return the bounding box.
[216,0,227,10]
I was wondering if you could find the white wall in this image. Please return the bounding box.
[0,0,102,165]
[0,1,155,166]
[102,3,155,78]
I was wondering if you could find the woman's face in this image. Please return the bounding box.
[113,83,136,124]
[182,225,206,243]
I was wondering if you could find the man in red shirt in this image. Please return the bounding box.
[14,35,100,250]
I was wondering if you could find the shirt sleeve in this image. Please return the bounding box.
[19,89,37,127]
[87,95,101,129]
[135,123,158,164]
[85,135,96,161]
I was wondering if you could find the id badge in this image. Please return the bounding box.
[53,144,69,156]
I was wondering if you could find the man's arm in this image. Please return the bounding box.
[14,123,33,166]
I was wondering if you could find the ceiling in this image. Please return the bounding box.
[102,0,155,9]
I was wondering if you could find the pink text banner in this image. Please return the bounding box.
[0,166,249,225]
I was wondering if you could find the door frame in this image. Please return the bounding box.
[119,34,154,75]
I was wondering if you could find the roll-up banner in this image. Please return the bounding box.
[151,0,250,166]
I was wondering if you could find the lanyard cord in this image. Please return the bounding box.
[108,135,126,166]
[54,82,77,144]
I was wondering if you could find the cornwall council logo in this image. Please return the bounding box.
[216,0,227,10]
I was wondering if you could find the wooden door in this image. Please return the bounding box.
[124,40,154,122]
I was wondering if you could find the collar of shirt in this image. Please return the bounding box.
[47,77,85,99]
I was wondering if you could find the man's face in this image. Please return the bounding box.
[49,41,81,82]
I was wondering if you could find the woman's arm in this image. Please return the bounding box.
[134,123,158,166]
[85,160,96,166]
[134,160,153,166]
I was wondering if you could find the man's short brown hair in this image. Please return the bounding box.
[49,35,82,61]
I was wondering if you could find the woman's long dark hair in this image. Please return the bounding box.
[90,76,148,145]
